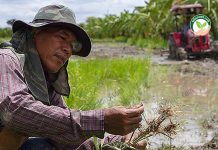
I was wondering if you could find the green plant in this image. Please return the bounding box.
[65,57,150,110]
[0,37,10,43]
[114,36,128,43]
[0,28,12,38]
[82,0,218,47]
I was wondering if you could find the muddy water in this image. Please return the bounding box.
[143,57,218,149]
[89,43,218,148]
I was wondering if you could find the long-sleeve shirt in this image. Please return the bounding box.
[0,48,105,149]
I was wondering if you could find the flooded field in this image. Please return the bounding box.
[144,56,218,149]
[86,43,218,149]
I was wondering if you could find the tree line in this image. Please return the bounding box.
[0,0,218,47]
[80,0,218,43]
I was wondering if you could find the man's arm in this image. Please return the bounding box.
[50,91,68,109]
[0,52,104,146]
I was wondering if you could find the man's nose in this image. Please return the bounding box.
[62,44,71,55]
[63,47,70,54]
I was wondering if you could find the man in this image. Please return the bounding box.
[0,5,145,150]
[183,16,191,34]
[182,16,191,46]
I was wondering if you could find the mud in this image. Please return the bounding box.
[146,55,218,149]
[84,43,147,58]
[81,43,218,149]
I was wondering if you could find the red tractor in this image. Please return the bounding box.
[168,4,211,60]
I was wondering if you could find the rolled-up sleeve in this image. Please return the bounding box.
[0,50,104,147]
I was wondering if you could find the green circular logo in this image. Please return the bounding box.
[190,14,211,36]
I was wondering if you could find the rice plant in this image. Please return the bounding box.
[65,57,150,110]
[96,105,178,150]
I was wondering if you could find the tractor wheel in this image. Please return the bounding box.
[168,40,177,59]
[176,47,187,60]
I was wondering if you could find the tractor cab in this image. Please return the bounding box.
[168,4,211,60]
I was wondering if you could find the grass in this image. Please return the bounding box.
[0,28,12,38]
[0,37,10,43]
[92,37,167,50]
[0,28,12,43]
[127,37,167,50]
[65,57,150,110]
[64,58,179,111]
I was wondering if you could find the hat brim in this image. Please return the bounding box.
[12,20,91,57]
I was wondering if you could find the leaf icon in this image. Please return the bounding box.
[196,21,203,29]
[202,22,207,28]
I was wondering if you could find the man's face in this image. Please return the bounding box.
[34,27,76,73]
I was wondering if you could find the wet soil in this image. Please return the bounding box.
[87,43,147,58]
[84,43,218,149]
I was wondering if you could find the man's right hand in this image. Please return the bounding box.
[104,104,144,135]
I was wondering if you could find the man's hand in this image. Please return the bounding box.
[104,104,144,135]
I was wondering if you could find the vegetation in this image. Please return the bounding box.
[0,28,12,43]
[81,0,218,48]
[0,1,217,149]
[1,0,218,47]
[65,58,150,110]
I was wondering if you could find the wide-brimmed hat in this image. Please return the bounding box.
[12,5,91,57]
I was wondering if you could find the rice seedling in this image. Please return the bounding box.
[131,105,177,146]
[65,58,150,110]
[99,105,178,150]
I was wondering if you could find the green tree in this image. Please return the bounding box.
[82,0,218,42]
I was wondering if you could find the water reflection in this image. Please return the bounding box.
[143,62,218,149]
